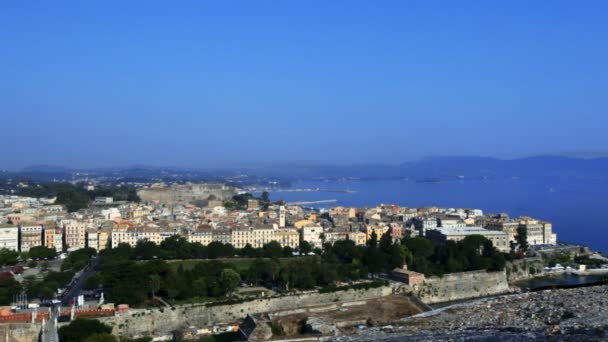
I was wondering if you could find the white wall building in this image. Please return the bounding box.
[0,224,19,251]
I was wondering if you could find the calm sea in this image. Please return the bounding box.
[267,177,608,254]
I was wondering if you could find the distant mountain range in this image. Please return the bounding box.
[6,156,608,182]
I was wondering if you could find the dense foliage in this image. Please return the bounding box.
[0,278,22,305]
[223,191,270,210]
[404,235,507,276]
[23,270,75,299]
[27,246,58,260]
[93,232,506,306]
[61,247,97,271]
[5,181,140,212]
[58,319,112,342]
[0,248,19,266]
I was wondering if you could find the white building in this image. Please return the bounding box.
[19,225,43,252]
[94,197,114,205]
[426,226,510,253]
[300,225,323,250]
[0,224,19,251]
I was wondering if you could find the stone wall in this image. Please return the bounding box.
[506,257,545,282]
[0,323,41,342]
[100,286,392,338]
[416,270,510,304]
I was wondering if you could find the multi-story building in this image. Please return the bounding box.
[43,227,56,250]
[187,228,214,246]
[300,225,323,249]
[275,228,299,249]
[542,222,557,245]
[111,226,176,248]
[19,225,43,252]
[53,228,63,252]
[518,219,545,246]
[212,229,232,245]
[425,227,510,253]
[231,228,253,249]
[98,228,111,251]
[365,225,389,241]
[323,231,348,245]
[251,227,275,248]
[347,231,367,246]
[485,220,520,242]
[61,219,87,251]
[94,197,114,205]
[511,218,557,246]
[86,229,99,251]
[0,224,19,251]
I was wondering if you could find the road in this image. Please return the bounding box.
[40,306,59,342]
[61,257,99,306]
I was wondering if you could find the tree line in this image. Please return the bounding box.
[3,181,139,212]
[89,231,507,306]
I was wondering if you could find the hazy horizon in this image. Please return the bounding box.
[2,1,607,170]
[2,153,608,173]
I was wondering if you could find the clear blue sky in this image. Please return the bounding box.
[1,1,607,170]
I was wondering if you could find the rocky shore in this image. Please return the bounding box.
[346,285,608,341]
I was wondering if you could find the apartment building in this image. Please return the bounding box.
[0,224,18,251]
[19,225,43,252]
[300,225,323,249]
[111,226,176,248]
[425,227,510,253]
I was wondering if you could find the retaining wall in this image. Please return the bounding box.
[416,270,510,304]
[100,286,392,338]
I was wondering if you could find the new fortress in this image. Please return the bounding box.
[137,182,238,205]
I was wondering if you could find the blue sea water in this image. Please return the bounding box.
[267,177,608,254]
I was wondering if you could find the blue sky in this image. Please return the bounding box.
[1,1,607,169]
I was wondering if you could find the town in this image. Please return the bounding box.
[4,180,602,342]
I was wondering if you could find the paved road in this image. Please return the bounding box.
[40,306,59,342]
[61,257,98,306]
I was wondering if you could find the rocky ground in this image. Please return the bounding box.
[344,285,608,341]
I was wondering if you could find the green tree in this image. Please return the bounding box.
[27,246,58,260]
[83,333,118,342]
[0,278,22,305]
[0,248,19,266]
[58,319,112,342]
[379,231,393,253]
[263,241,283,258]
[299,241,312,255]
[516,226,528,251]
[362,247,386,278]
[367,230,378,248]
[220,269,240,296]
[192,278,207,297]
[403,237,434,259]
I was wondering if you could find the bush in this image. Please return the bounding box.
[58,319,112,342]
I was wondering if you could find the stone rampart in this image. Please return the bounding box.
[416,270,509,304]
[100,286,392,338]
[506,257,545,282]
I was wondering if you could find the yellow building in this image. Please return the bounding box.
[347,231,367,246]
[187,229,214,246]
[294,219,313,229]
[366,225,389,241]
[231,228,253,249]
[275,229,299,249]
[43,227,55,250]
